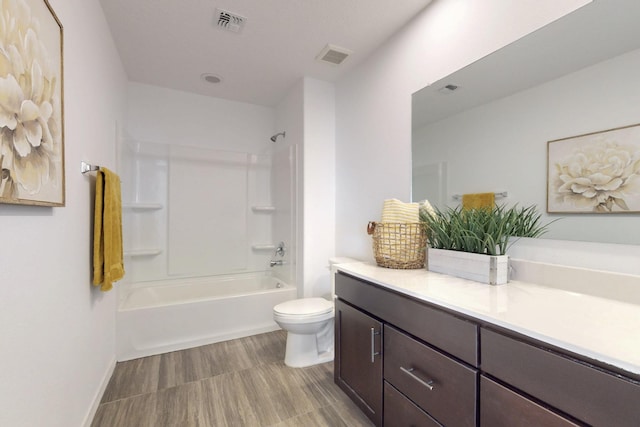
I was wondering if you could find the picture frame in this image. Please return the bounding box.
[547,123,640,213]
[0,0,65,207]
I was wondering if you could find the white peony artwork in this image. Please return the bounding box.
[0,0,64,206]
[548,124,640,213]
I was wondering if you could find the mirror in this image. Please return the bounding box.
[412,0,640,245]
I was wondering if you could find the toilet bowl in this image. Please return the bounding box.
[273,257,360,368]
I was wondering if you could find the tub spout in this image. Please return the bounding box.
[270,260,284,267]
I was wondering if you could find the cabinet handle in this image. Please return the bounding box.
[370,327,380,363]
[400,366,435,391]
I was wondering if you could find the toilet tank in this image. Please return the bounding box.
[328,257,360,298]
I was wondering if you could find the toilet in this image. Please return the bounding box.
[273,257,360,368]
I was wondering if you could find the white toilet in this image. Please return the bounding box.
[273,257,359,368]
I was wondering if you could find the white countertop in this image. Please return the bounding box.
[337,262,640,377]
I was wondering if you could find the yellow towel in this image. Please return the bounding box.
[381,199,419,223]
[462,192,495,210]
[92,168,125,291]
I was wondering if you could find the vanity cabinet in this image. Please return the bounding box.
[335,272,478,427]
[334,299,383,426]
[479,375,579,427]
[384,325,477,427]
[384,382,440,427]
[335,270,640,427]
[481,328,640,427]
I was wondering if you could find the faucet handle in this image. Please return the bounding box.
[275,241,286,257]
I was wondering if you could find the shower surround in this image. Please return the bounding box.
[117,138,298,359]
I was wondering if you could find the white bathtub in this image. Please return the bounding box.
[116,272,297,361]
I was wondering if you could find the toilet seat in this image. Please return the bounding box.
[274,297,333,316]
[273,310,334,325]
[273,298,334,324]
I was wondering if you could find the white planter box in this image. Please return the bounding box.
[428,248,508,285]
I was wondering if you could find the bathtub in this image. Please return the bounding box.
[116,272,297,361]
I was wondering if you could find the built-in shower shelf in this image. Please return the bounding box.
[251,206,275,213]
[123,202,163,210]
[251,244,276,251]
[124,248,163,257]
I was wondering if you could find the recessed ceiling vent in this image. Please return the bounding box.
[214,8,246,33]
[437,84,460,95]
[316,44,353,66]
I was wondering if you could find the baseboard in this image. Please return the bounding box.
[82,357,116,427]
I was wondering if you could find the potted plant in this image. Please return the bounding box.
[419,205,552,284]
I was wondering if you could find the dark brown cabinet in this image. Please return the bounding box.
[384,382,441,427]
[336,272,478,426]
[481,327,640,427]
[480,375,580,427]
[384,325,477,427]
[335,271,640,427]
[334,299,383,426]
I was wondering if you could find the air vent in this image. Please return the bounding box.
[316,44,353,66]
[437,84,460,94]
[201,73,223,84]
[214,8,246,33]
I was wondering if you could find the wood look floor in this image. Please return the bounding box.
[92,331,373,427]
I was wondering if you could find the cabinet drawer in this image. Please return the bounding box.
[384,382,441,427]
[337,272,478,365]
[481,328,640,427]
[384,325,477,427]
[480,375,580,427]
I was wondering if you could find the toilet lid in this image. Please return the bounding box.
[274,298,333,316]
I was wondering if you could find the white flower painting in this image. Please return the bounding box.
[548,124,640,213]
[0,0,64,206]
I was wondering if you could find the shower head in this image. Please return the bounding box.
[270,131,286,142]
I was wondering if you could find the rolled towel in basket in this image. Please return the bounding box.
[418,199,436,219]
[381,199,419,223]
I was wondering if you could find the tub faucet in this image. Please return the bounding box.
[270,260,284,267]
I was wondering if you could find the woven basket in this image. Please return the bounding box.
[367,222,427,269]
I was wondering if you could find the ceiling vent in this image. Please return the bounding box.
[437,84,460,95]
[214,8,246,33]
[316,44,353,66]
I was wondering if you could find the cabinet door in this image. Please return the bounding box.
[335,299,383,427]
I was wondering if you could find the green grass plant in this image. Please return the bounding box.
[419,204,553,256]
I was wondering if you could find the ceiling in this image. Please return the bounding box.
[99,0,432,107]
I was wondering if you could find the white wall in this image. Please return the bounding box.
[127,83,275,153]
[302,78,336,298]
[275,78,337,298]
[335,0,591,261]
[0,0,127,426]
[413,48,640,246]
[123,83,277,282]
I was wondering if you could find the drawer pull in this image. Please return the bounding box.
[400,366,435,391]
[371,327,380,363]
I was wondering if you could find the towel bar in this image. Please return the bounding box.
[81,161,100,174]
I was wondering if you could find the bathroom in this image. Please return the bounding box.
[1,0,640,426]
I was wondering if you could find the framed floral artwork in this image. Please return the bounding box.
[0,0,64,206]
[547,124,640,213]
